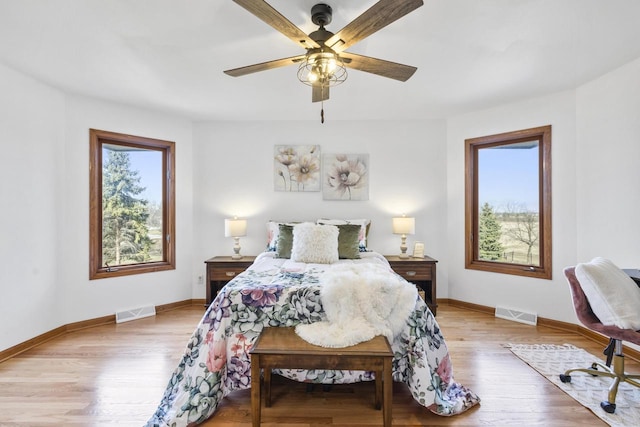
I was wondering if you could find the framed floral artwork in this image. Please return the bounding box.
[323,153,369,201]
[274,145,320,192]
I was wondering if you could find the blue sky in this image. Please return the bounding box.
[478,145,539,212]
[128,150,162,204]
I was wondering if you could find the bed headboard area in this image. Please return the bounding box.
[266,219,371,263]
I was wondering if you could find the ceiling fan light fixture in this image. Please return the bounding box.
[297,49,347,87]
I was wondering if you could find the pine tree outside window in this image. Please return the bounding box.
[89,129,175,279]
[478,202,504,261]
[465,126,552,279]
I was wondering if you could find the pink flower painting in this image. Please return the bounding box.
[274,145,320,192]
[323,153,369,201]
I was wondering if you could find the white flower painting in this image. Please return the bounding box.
[274,145,320,192]
[323,153,369,201]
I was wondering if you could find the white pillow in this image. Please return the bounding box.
[291,223,339,264]
[575,257,640,330]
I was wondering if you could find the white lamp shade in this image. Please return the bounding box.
[392,217,415,235]
[224,218,247,237]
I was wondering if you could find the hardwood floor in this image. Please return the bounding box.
[1,302,636,426]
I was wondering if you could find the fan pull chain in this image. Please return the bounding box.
[320,84,325,123]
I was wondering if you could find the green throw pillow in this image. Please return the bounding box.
[337,224,361,259]
[275,224,294,258]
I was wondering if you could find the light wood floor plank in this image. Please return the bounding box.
[1,303,635,426]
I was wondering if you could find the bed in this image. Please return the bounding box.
[146,221,480,426]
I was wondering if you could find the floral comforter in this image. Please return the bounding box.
[146,252,480,426]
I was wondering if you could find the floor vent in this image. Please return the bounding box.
[495,306,537,325]
[116,305,156,323]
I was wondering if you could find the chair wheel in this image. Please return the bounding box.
[600,401,616,414]
[559,374,571,383]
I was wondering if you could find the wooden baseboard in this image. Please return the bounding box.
[0,325,67,364]
[439,298,495,315]
[3,298,638,364]
[156,299,203,313]
[0,299,205,363]
[441,298,640,363]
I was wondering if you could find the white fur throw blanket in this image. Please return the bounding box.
[295,263,418,348]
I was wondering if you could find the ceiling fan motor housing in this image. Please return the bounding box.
[311,4,332,27]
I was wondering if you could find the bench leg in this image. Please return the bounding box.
[264,367,272,407]
[375,370,382,410]
[383,357,392,427]
[251,355,261,427]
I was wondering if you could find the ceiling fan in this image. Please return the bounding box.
[224,0,424,116]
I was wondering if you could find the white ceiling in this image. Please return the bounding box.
[1,0,640,122]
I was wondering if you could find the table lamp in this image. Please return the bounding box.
[392,216,415,258]
[225,217,247,259]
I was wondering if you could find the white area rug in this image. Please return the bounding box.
[508,343,640,427]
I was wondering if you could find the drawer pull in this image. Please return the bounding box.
[406,271,416,276]
[225,271,236,277]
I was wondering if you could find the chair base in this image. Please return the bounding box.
[559,353,640,414]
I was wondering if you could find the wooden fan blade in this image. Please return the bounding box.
[312,84,330,103]
[233,0,320,49]
[325,0,424,52]
[224,55,306,77]
[340,52,417,81]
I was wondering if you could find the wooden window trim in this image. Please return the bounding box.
[89,129,176,280]
[465,125,552,279]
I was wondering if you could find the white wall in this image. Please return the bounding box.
[191,119,449,297]
[59,95,195,324]
[445,58,640,325]
[446,90,579,323]
[0,67,195,350]
[576,58,640,354]
[576,57,640,265]
[0,63,65,350]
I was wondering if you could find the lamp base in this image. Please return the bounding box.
[232,237,242,259]
[399,234,409,258]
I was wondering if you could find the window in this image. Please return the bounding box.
[89,129,175,279]
[465,125,552,279]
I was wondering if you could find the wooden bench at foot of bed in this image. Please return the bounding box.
[249,326,394,427]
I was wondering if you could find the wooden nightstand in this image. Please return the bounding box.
[204,256,256,306]
[384,255,438,316]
